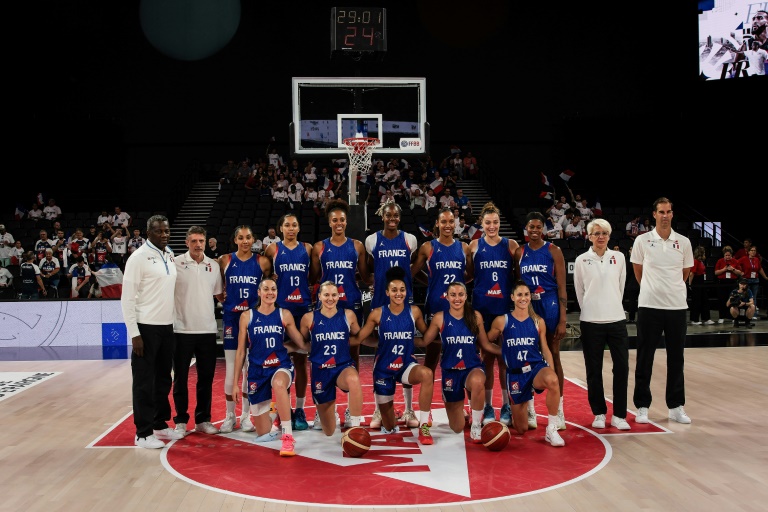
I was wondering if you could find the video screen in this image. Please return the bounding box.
[698,1,768,79]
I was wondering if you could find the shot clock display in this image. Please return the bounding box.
[331,7,387,55]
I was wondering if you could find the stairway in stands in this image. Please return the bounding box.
[455,179,520,242]
[169,182,219,255]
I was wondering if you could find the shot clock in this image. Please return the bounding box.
[331,7,387,57]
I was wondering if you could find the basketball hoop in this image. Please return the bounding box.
[343,137,379,206]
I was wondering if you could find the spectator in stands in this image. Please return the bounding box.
[100,222,115,240]
[625,215,642,240]
[275,172,289,190]
[303,162,317,188]
[463,151,478,178]
[218,159,237,185]
[714,246,744,323]
[546,216,563,239]
[454,216,470,240]
[258,177,272,199]
[97,210,111,226]
[34,229,56,262]
[243,171,259,190]
[0,265,13,299]
[0,224,15,267]
[287,183,303,209]
[738,245,767,314]
[39,248,61,295]
[67,255,91,298]
[91,230,112,271]
[110,227,127,270]
[451,153,464,179]
[11,240,24,266]
[546,200,566,226]
[272,184,289,204]
[289,176,304,196]
[128,228,145,257]
[205,237,222,260]
[576,198,594,222]
[20,250,46,300]
[250,237,264,255]
[53,229,69,269]
[28,202,44,222]
[262,228,281,248]
[638,217,652,234]
[565,214,586,239]
[424,188,437,211]
[43,198,62,221]
[110,206,131,229]
[68,228,90,262]
[303,184,318,207]
[688,246,713,325]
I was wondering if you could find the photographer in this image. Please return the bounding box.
[728,279,755,328]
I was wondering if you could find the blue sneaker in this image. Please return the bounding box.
[499,404,512,426]
[292,408,309,431]
[482,404,495,426]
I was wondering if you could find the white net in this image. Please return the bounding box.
[343,137,379,175]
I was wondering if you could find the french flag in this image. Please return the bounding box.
[559,169,575,182]
[418,224,433,238]
[94,262,124,299]
[541,172,550,187]
[468,223,484,240]
[540,191,552,200]
[429,179,444,195]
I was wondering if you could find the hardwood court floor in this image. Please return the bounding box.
[1,345,767,511]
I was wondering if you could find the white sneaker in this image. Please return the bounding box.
[312,412,323,430]
[717,319,724,324]
[545,424,565,447]
[241,415,255,432]
[194,422,220,434]
[704,320,715,325]
[220,412,236,433]
[173,423,188,437]
[636,407,649,424]
[691,321,702,326]
[369,409,382,429]
[470,422,482,443]
[153,427,185,440]
[592,414,606,429]
[527,408,538,429]
[135,434,165,449]
[557,408,566,431]
[669,406,691,424]
[401,409,419,428]
[611,416,631,430]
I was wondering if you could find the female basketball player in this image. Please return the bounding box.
[351,267,434,444]
[264,213,313,431]
[232,277,307,457]
[513,212,568,430]
[299,281,363,435]
[421,281,501,443]
[486,281,565,447]
[411,207,474,390]
[364,200,419,428]
[310,199,370,426]
[469,202,519,427]
[218,225,273,434]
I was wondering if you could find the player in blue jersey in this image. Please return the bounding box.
[364,200,418,428]
[232,277,307,456]
[352,267,435,445]
[217,225,273,434]
[421,281,501,443]
[469,202,519,427]
[264,213,314,431]
[513,211,568,431]
[487,281,565,447]
[310,199,370,426]
[411,207,473,391]
[298,281,363,435]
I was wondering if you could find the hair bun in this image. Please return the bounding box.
[385,265,407,284]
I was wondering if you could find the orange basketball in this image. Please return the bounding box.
[341,426,371,457]
[481,421,511,451]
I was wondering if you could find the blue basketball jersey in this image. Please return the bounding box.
[246,307,291,368]
[517,242,557,299]
[222,252,263,314]
[500,313,545,372]
[374,305,417,375]
[369,230,414,308]
[472,237,513,316]
[308,309,352,367]
[425,239,465,315]
[319,238,362,309]
[273,241,311,314]
[439,314,482,371]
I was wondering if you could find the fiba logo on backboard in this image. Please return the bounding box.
[400,138,421,149]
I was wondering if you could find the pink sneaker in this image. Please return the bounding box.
[280,434,296,457]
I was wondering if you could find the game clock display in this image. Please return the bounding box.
[331,7,386,54]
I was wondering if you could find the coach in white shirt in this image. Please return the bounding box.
[573,218,630,431]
